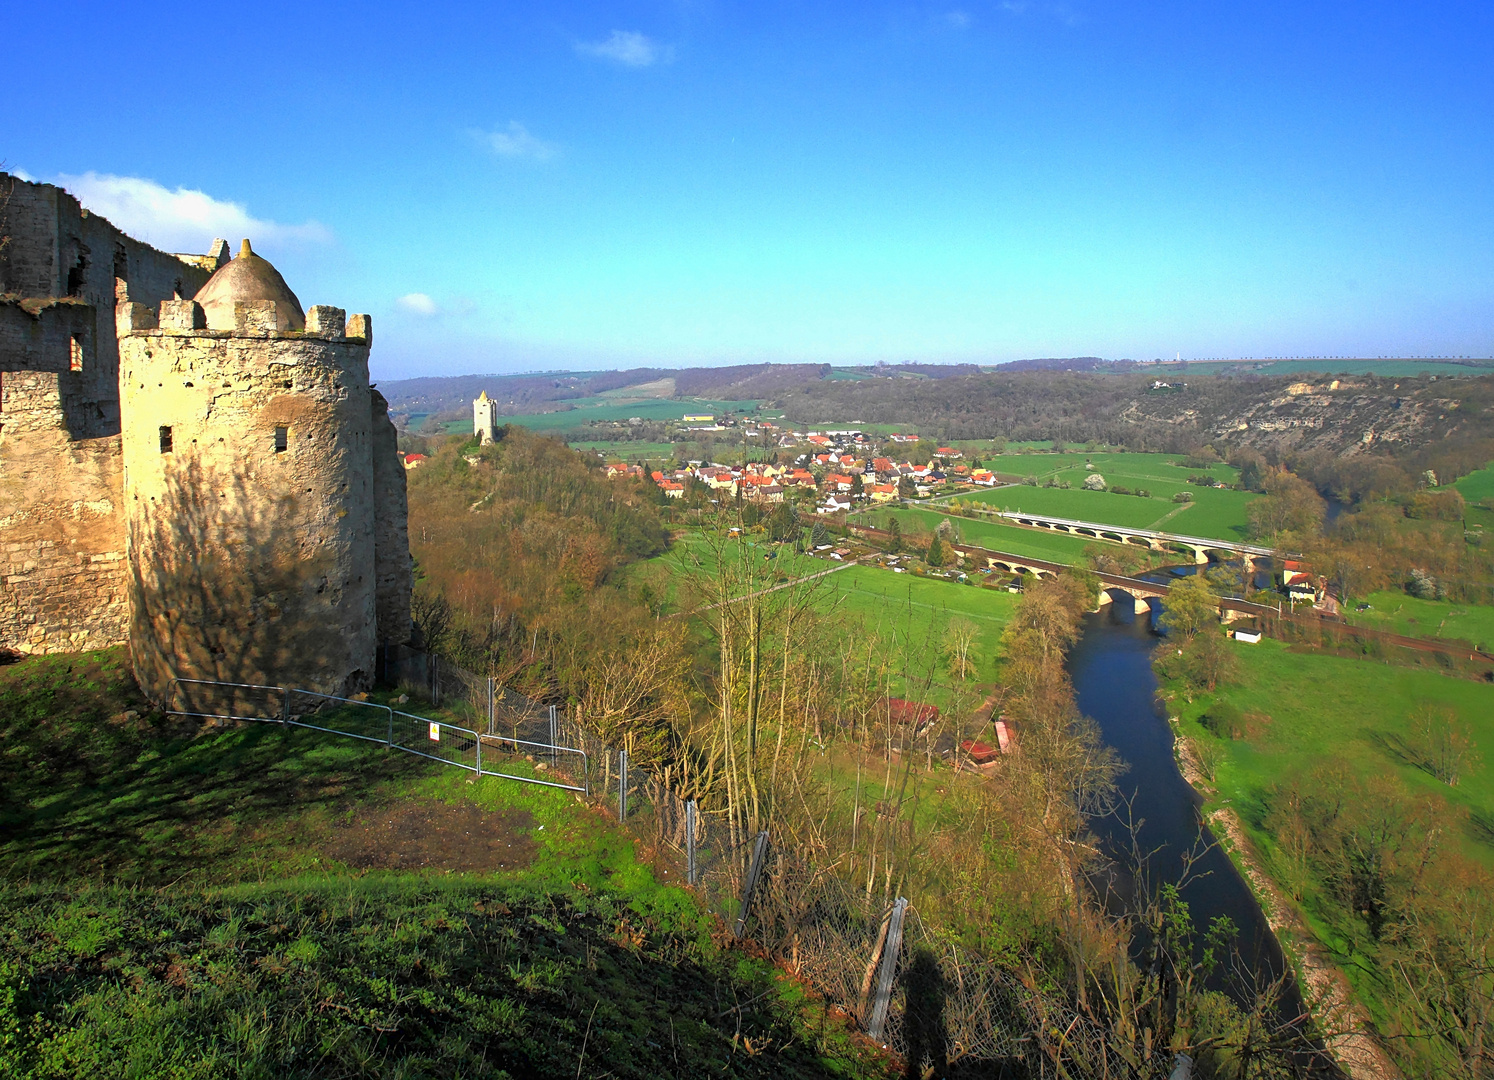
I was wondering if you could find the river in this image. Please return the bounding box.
[1069,582,1298,1003]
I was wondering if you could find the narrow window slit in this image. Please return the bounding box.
[159,426,173,454]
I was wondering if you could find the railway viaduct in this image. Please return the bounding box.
[993,510,1279,567]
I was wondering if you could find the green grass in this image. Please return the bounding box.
[824,565,1019,694]
[1341,589,1494,651]
[855,506,1095,564]
[944,452,1257,541]
[1179,640,1494,859]
[1454,464,1494,505]
[0,877,887,1080]
[443,397,765,435]
[566,440,680,460]
[1167,639,1494,1062]
[0,650,893,1079]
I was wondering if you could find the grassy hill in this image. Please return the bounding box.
[0,650,892,1079]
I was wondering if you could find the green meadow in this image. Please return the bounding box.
[822,564,1020,694]
[442,397,765,435]
[856,505,1097,564]
[567,440,680,460]
[948,452,1258,541]
[1169,638,1494,1043]
[1342,589,1494,651]
[1176,639,1494,864]
[0,649,892,1080]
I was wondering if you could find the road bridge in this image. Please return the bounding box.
[993,510,1279,565]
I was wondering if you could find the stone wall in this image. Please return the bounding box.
[119,304,379,702]
[0,172,217,655]
[370,388,413,647]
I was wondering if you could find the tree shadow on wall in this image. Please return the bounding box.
[129,452,362,715]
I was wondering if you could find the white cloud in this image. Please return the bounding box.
[576,30,671,68]
[473,121,559,162]
[51,171,330,254]
[946,10,973,28]
[396,292,439,316]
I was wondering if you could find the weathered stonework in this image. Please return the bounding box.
[1,173,413,702]
[119,305,386,700]
[0,173,218,654]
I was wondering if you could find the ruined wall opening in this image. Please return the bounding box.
[159,426,173,454]
[274,426,288,453]
[64,242,88,297]
[69,335,84,372]
[114,244,129,303]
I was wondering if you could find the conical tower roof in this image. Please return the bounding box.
[194,239,305,331]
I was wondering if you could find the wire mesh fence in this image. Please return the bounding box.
[168,654,1085,1069]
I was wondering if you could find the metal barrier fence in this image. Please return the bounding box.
[169,667,1037,1062]
[168,677,589,794]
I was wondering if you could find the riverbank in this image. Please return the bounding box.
[1170,719,1401,1080]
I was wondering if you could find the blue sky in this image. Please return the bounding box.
[6,1,1492,378]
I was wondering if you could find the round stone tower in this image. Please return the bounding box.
[117,240,388,704]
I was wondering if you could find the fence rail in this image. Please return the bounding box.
[167,675,590,794]
[167,653,960,1060]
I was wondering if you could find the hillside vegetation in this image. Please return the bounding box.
[0,650,891,1079]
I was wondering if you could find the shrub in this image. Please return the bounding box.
[1172,491,1193,503]
[1135,489,1152,498]
[1083,473,1107,491]
[1111,485,1134,496]
[1201,701,1246,739]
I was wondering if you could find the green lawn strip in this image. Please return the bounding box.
[963,486,1177,529]
[1166,640,1494,1043]
[1340,589,1494,651]
[496,398,764,433]
[857,506,1093,563]
[566,440,679,460]
[0,877,890,1079]
[989,452,1238,486]
[1171,638,1494,868]
[824,565,1019,699]
[1454,464,1494,504]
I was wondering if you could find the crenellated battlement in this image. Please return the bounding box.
[117,299,371,342]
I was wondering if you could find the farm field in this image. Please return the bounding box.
[1457,465,1494,532]
[1342,589,1494,650]
[568,440,679,460]
[1455,464,1494,505]
[1229,359,1494,378]
[1176,640,1494,864]
[823,564,1019,694]
[856,506,1096,564]
[441,396,765,435]
[948,452,1257,541]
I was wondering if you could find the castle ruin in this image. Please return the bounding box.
[0,173,411,702]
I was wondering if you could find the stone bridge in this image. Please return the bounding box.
[993,510,1279,565]
[949,544,1169,612]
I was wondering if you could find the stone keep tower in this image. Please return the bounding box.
[117,241,412,703]
[474,389,498,444]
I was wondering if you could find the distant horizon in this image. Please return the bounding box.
[376,355,1494,384]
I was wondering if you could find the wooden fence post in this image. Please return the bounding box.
[733,831,769,939]
[866,897,908,1041]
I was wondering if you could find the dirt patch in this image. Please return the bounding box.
[324,800,537,873]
